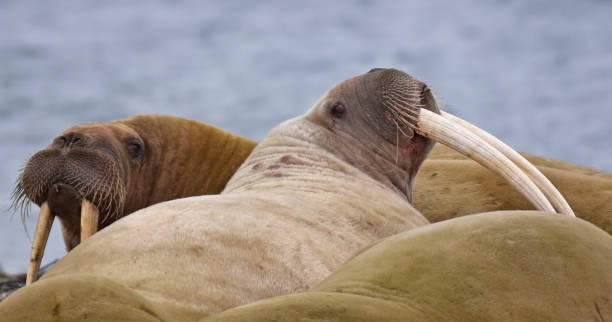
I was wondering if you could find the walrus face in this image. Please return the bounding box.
[12,123,144,251]
[307,68,438,180]
[307,68,573,216]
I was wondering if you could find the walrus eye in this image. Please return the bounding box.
[330,102,346,119]
[126,141,143,159]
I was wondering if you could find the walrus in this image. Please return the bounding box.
[414,144,612,233]
[11,114,256,284]
[0,68,567,320]
[202,211,612,321]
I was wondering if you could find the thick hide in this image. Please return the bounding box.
[415,145,612,233]
[203,211,612,322]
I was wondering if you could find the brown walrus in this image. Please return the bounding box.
[414,144,612,233]
[0,68,568,321]
[11,114,256,284]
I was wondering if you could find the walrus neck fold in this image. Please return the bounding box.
[223,119,422,204]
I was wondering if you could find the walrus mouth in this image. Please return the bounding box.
[12,148,123,285]
[25,200,99,285]
[374,68,575,217]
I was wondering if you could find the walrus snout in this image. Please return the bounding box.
[356,68,439,145]
[17,148,125,213]
[14,140,121,285]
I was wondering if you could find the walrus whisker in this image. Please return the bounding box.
[386,91,424,105]
[394,110,419,123]
[99,181,124,226]
[91,185,111,226]
[10,181,37,242]
[100,197,113,226]
[440,111,575,217]
[385,100,421,118]
[26,202,54,285]
[395,120,400,165]
[414,108,556,213]
[10,185,30,221]
[104,177,126,224]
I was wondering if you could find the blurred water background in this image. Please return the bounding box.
[0,0,611,273]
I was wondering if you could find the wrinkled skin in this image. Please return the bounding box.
[0,69,439,320]
[1,68,583,320]
[2,114,255,301]
[203,211,612,322]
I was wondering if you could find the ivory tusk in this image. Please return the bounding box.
[416,108,556,213]
[26,202,54,285]
[80,199,99,242]
[441,111,575,217]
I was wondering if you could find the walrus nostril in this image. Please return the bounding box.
[420,86,441,115]
[60,132,87,148]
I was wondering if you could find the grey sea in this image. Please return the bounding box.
[1,0,611,273]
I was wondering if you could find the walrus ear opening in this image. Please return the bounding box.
[414,108,575,217]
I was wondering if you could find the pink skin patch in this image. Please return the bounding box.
[403,135,426,154]
[385,111,394,122]
[384,110,418,149]
[399,135,427,176]
[383,110,428,174]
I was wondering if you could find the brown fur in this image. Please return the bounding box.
[13,114,256,250]
[4,69,599,321]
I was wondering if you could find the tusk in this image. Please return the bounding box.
[441,111,575,217]
[80,199,99,242]
[26,202,54,285]
[416,109,556,213]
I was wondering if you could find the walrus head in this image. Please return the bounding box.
[13,123,142,247]
[307,68,573,216]
[11,114,257,285]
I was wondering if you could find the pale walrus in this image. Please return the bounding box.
[11,114,256,284]
[0,68,567,321]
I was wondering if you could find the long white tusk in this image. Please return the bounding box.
[416,109,556,213]
[441,111,575,217]
[80,199,99,242]
[26,202,54,285]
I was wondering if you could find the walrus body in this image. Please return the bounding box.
[415,145,612,233]
[1,68,595,320]
[13,114,256,250]
[203,211,612,322]
[2,69,442,320]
